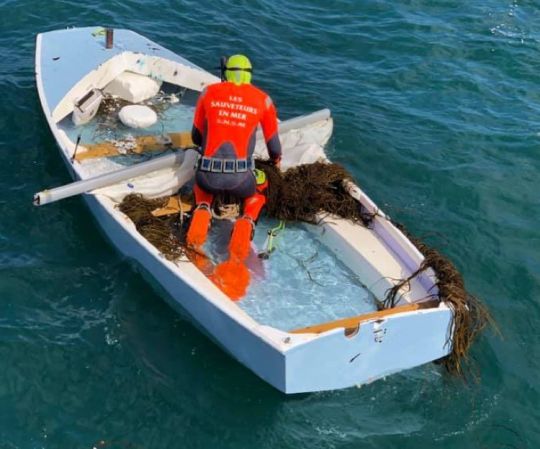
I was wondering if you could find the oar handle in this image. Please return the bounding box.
[33,150,188,206]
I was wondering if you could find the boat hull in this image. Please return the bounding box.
[36,27,454,393]
[84,193,289,391]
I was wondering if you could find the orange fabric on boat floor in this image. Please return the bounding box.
[210,260,250,301]
[210,218,253,300]
[188,216,253,300]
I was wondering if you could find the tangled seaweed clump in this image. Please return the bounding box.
[384,227,493,376]
[118,160,491,377]
[118,194,185,260]
[256,160,372,225]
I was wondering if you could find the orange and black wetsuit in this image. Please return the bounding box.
[191,81,281,219]
[187,80,281,300]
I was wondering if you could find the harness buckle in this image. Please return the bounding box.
[223,159,236,173]
[236,159,247,172]
[200,157,212,171]
[210,158,223,172]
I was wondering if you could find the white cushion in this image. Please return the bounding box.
[104,71,162,103]
[119,105,158,128]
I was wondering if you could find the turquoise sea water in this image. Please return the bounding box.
[1,0,539,447]
[206,220,377,331]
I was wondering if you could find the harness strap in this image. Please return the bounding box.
[198,156,254,173]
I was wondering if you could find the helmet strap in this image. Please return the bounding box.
[219,56,228,81]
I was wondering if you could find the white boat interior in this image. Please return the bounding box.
[58,84,197,149]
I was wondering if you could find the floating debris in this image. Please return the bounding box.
[385,226,493,376]
[91,90,184,143]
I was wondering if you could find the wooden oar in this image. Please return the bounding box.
[290,299,439,335]
[75,131,195,161]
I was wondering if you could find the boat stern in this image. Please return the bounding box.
[282,303,453,394]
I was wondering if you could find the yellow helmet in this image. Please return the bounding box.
[225,54,252,85]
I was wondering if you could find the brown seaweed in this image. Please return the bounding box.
[384,226,493,376]
[255,160,373,225]
[117,194,185,260]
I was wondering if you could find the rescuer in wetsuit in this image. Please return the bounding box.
[186,54,282,266]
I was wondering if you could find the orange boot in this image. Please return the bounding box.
[186,205,212,247]
[229,217,254,261]
[210,217,254,301]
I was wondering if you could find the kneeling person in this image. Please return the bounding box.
[187,54,281,265]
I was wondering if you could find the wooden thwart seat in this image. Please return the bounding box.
[151,195,193,217]
[290,299,439,335]
[75,131,195,161]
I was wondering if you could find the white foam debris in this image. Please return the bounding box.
[104,71,162,103]
[119,105,158,129]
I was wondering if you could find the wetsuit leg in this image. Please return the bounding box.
[193,183,214,206]
[228,178,267,260]
[242,175,268,221]
[242,193,266,222]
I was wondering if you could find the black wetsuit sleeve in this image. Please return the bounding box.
[192,88,207,148]
[261,96,281,161]
[266,134,282,161]
[192,125,203,147]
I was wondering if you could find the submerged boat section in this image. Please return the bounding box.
[35,27,462,393]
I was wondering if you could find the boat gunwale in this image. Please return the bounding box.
[289,298,443,335]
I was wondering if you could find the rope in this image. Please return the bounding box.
[258,221,285,259]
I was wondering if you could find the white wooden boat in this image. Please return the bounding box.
[35,27,454,393]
